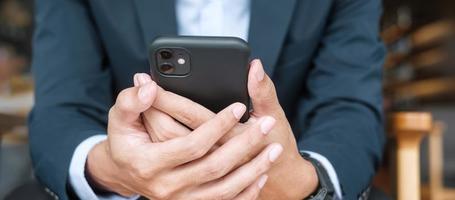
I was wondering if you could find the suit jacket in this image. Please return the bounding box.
[29,0,386,199]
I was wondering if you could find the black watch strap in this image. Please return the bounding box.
[299,151,336,200]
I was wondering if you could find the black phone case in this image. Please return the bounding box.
[149,36,251,122]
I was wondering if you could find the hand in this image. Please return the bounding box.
[247,60,319,200]
[143,59,319,199]
[85,75,284,200]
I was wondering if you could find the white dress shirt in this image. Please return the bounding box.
[69,0,342,199]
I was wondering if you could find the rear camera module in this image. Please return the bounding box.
[159,49,173,59]
[177,58,186,65]
[155,47,190,76]
[159,63,175,74]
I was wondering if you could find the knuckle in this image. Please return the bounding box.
[249,188,261,200]
[116,89,129,104]
[114,91,133,113]
[211,118,230,134]
[148,184,173,200]
[242,190,259,200]
[216,187,236,200]
[189,147,206,160]
[219,114,233,126]
[203,160,226,179]
[107,149,132,169]
[131,161,154,179]
[240,154,253,166]
[255,158,271,174]
[245,134,258,149]
[255,80,277,101]
[184,140,206,159]
[177,108,196,127]
[159,175,183,194]
[109,152,125,166]
[116,89,129,101]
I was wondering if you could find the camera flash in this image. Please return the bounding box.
[177,58,186,65]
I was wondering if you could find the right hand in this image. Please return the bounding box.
[86,74,283,200]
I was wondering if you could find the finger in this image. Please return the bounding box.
[233,175,268,200]
[153,86,250,144]
[185,143,283,200]
[170,116,276,188]
[135,73,191,141]
[143,120,160,142]
[216,124,247,145]
[154,102,247,166]
[248,59,283,116]
[143,107,191,142]
[134,74,179,142]
[134,73,153,86]
[153,86,215,129]
[133,73,139,87]
[109,76,157,125]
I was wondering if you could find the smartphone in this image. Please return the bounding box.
[149,36,251,122]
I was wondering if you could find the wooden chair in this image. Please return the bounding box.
[379,19,455,200]
[391,115,455,200]
[421,122,455,200]
[391,112,433,200]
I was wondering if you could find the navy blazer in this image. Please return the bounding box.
[30,0,386,199]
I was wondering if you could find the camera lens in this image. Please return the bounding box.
[159,49,173,59]
[159,63,175,74]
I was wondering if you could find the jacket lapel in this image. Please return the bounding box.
[133,0,178,46]
[248,0,296,75]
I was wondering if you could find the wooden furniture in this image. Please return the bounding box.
[380,18,455,200]
[421,122,455,200]
[0,76,33,143]
[0,113,26,133]
[428,122,446,200]
[391,112,433,200]
[0,112,27,143]
[383,113,455,200]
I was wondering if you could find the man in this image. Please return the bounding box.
[30,0,385,199]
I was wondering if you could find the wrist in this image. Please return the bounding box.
[261,152,319,200]
[288,155,319,199]
[86,141,132,196]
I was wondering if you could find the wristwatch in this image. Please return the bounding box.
[299,151,336,200]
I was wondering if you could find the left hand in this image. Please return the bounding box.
[140,59,319,199]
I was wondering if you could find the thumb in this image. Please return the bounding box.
[110,74,157,124]
[248,59,283,116]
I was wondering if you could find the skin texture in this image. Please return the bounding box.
[86,59,318,199]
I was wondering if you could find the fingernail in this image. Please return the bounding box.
[138,73,151,85]
[254,59,265,82]
[258,175,268,189]
[260,117,276,135]
[133,74,139,86]
[268,144,283,162]
[232,103,246,120]
[138,82,154,103]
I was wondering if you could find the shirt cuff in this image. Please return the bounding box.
[68,134,140,200]
[302,151,343,199]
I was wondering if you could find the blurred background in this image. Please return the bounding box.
[0,0,454,199]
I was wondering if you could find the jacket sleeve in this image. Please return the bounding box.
[29,0,113,199]
[295,0,386,198]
